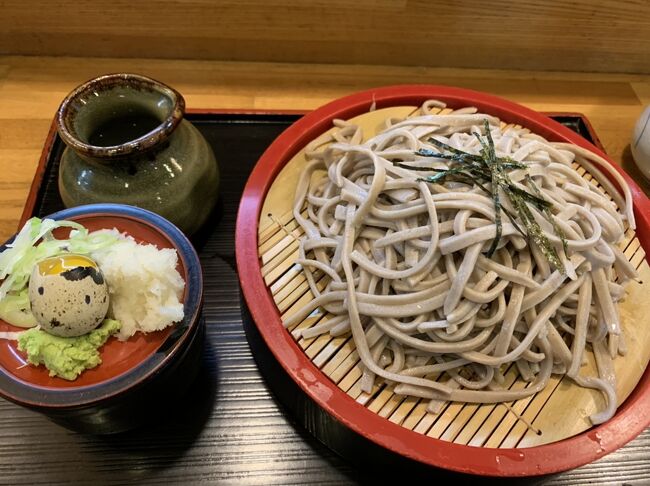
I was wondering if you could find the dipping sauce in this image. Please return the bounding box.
[88,109,161,147]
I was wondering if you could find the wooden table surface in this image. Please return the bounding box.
[1,55,650,483]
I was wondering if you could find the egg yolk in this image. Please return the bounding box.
[37,254,98,276]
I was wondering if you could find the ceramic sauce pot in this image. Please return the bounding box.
[632,105,650,180]
[56,73,219,236]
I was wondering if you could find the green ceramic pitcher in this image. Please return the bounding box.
[56,73,219,236]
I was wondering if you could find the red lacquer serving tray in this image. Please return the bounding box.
[235,85,650,477]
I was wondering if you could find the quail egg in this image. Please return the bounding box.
[28,254,110,337]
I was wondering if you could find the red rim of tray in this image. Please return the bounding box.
[235,85,650,477]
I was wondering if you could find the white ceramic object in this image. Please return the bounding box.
[632,105,650,179]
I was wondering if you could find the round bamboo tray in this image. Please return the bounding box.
[236,85,650,476]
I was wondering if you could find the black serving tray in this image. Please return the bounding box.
[2,111,648,485]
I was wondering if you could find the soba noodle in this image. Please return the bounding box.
[283,101,638,425]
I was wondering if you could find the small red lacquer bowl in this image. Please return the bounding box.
[0,203,204,433]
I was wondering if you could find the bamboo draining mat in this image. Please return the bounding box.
[258,106,650,449]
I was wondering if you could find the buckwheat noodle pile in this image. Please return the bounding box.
[283,101,638,425]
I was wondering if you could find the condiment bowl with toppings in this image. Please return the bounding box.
[0,203,203,433]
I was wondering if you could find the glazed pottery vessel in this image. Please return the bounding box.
[56,73,219,236]
[632,105,650,179]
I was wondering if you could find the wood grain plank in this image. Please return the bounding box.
[1,1,650,73]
